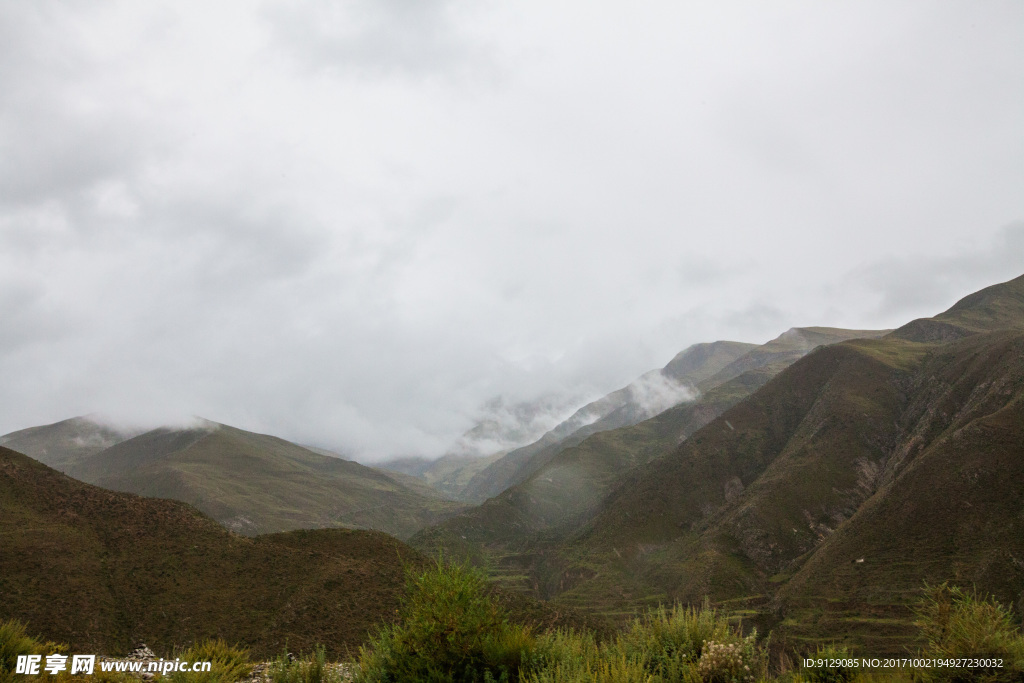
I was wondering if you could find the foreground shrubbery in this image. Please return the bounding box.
[353,562,765,682]
[354,560,535,682]
[911,583,1024,682]
[4,569,1023,682]
[354,562,1024,682]
[0,620,132,683]
[166,640,252,683]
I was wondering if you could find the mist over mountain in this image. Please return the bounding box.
[0,418,465,540]
[413,273,1024,654]
[442,392,593,458]
[0,415,140,472]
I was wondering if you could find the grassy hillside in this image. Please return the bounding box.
[460,329,886,506]
[413,366,778,558]
[412,327,888,577]
[413,274,1024,655]
[375,450,506,501]
[0,416,138,472]
[65,421,465,540]
[459,340,759,503]
[0,446,420,659]
[532,277,1024,652]
[891,272,1024,342]
[1,448,608,660]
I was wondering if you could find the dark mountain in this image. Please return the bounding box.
[0,446,420,659]
[1,447,606,658]
[58,420,465,539]
[891,273,1024,342]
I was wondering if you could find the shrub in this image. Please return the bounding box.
[619,600,737,677]
[0,620,57,683]
[355,560,536,682]
[696,638,757,683]
[165,639,251,683]
[913,583,1024,682]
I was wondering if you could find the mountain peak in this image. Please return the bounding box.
[890,272,1024,342]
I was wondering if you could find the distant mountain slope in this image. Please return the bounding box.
[457,328,885,507]
[0,446,420,659]
[65,421,465,539]
[413,365,780,559]
[412,327,887,574]
[459,340,758,502]
[0,416,138,472]
[376,451,507,501]
[520,275,1024,652]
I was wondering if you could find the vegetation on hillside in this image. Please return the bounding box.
[6,421,466,540]
[5,566,1024,681]
[0,447,424,659]
[414,275,1024,655]
[290,563,1023,682]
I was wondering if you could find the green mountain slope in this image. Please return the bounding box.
[0,446,420,659]
[533,275,1024,652]
[412,327,887,566]
[0,416,138,472]
[459,341,759,503]
[65,421,465,539]
[413,367,778,558]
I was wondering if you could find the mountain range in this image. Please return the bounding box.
[412,326,888,557]
[412,274,1024,654]
[1,418,464,539]
[2,273,1022,659]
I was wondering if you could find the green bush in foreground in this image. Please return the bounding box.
[522,600,762,681]
[355,560,535,682]
[0,620,133,683]
[913,583,1024,682]
[356,560,769,682]
[164,639,251,683]
[0,620,55,683]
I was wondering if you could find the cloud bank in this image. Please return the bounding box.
[0,1,1021,459]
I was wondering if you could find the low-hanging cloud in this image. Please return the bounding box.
[627,371,700,420]
[0,1,1021,461]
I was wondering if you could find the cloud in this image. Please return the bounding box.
[0,2,1021,460]
[264,0,498,82]
[842,222,1024,321]
[629,371,698,419]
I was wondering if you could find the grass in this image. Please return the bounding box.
[268,645,346,683]
[164,640,252,683]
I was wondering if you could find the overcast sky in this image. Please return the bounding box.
[1,1,1022,459]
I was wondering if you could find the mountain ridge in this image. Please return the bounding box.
[2,419,466,540]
